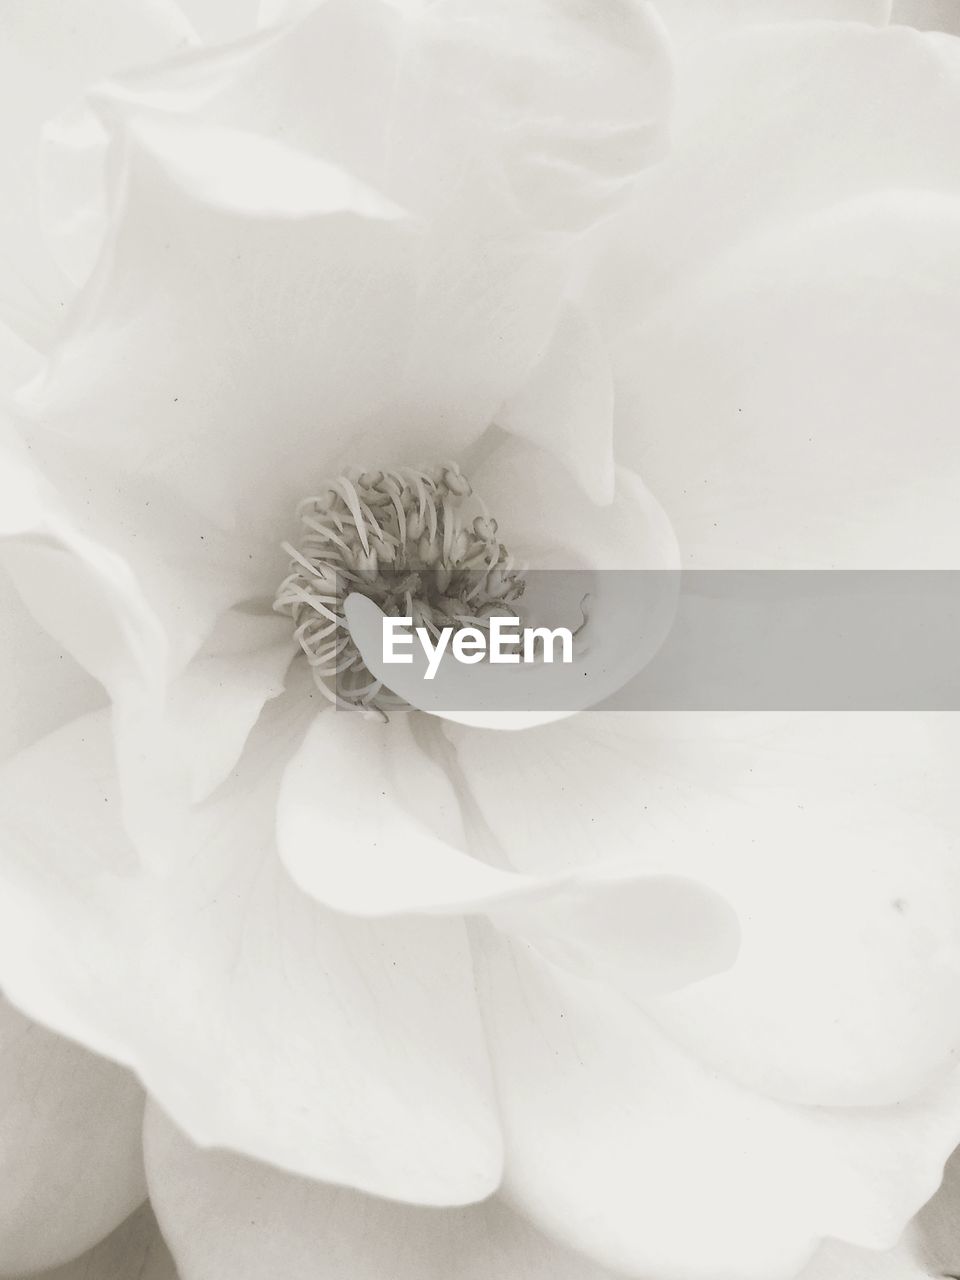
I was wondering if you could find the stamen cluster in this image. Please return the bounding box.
[274,464,525,713]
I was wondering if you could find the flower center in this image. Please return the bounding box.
[274,464,525,715]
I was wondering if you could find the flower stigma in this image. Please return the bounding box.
[274,464,526,717]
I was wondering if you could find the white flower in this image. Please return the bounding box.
[1,3,960,1280]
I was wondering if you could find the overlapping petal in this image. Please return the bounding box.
[0,0,197,347]
[0,995,147,1274]
[15,115,419,679]
[589,21,960,340]
[144,1106,608,1280]
[450,712,960,1110]
[651,1,892,45]
[613,191,960,567]
[1,5,959,1278]
[796,1233,929,1280]
[0,568,102,766]
[0,321,40,398]
[277,708,739,999]
[171,0,259,42]
[411,0,673,233]
[477,926,960,1280]
[0,422,167,705]
[496,306,615,505]
[5,1204,180,1280]
[0,679,503,1204]
[7,0,671,808]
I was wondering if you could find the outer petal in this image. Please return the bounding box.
[37,0,670,505]
[614,192,960,567]
[15,115,418,681]
[6,112,422,823]
[590,22,960,339]
[450,712,960,1108]
[0,0,196,346]
[0,422,294,853]
[144,1105,611,1280]
[413,0,673,233]
[785,1232,928,1280]
[64,0,672,232]
[0,424,167,705]
[796,1140,960,1277]
[652,0,892,43]
[5,1204,178,1280]
[0,995,146,1274]
[477,926,960,1280]
[0,680,503,1204]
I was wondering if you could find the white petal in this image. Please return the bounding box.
[0,692,502,1203]
[119,114,407,221]
[496,306,615,506]
[21,39,567,703]
[112,607,295,862]
[145,1105,609,1280]
[172,0,260,41]
[15,117,418,683]
[277,708,517,916]
[161,607,294,802]
[0,0,196,346]
[39,0,668,486]
[591,22,960,339]
[18,0,666,730]
[795,1140,960,1278]
[0,568,102,766]
[614,191,960,566]
[742,0,891,19]
[416,0,673,233]
[5,1204,178,1280]
[0,320,41,396]
[0,995,146,1274]
[796,1232,930,1280]
[451,712,960,1108]
[652,0,891,42]
[468,430,678,572]
[277,707,738,997]
[0,423,167,704]
[7,112,412,851]
[477,927,960,1280]
[741,0,891,20]
[251,0,674,229]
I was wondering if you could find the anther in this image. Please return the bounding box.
[274,463,525,715]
